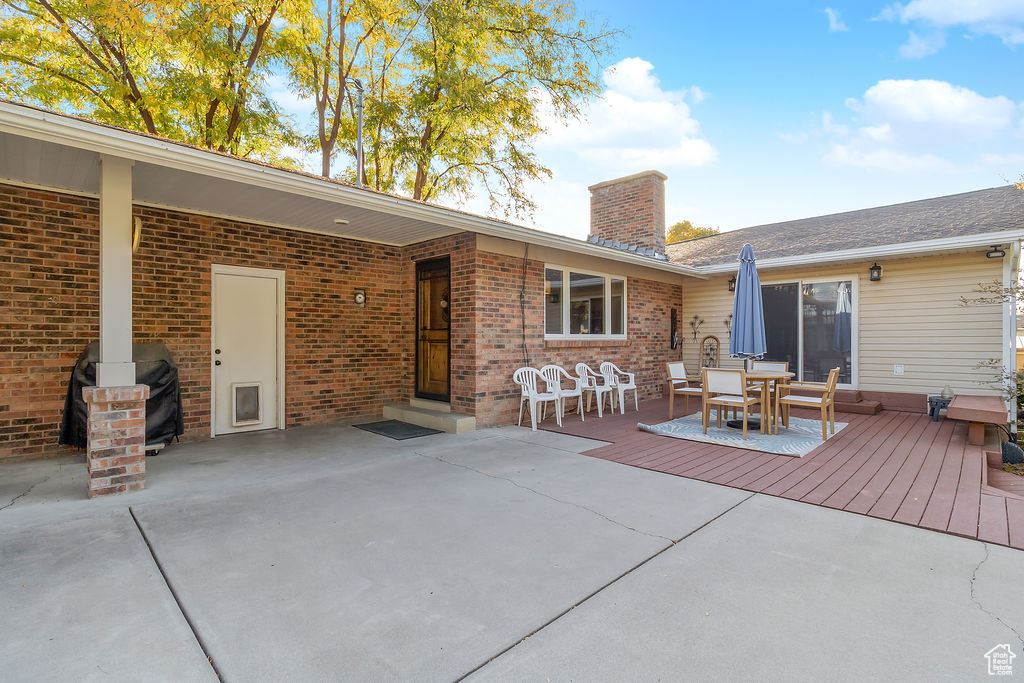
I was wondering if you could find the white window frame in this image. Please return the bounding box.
[760,274,859,389]
[544,264,628,340]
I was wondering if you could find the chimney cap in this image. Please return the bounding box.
[588,170,667,192]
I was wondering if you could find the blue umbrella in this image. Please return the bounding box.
[728,244,767,369]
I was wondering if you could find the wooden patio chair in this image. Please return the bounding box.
[666,360,703,419]
[775,367,840,440]
[701,368,762,440]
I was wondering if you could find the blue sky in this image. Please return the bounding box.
[476,0,1024,238]
[273,1,1024,239]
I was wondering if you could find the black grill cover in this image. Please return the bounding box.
[59,342,184,449]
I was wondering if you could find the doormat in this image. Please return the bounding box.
[637,413,847,457]
[353,420,444,440]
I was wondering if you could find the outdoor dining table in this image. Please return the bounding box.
[742,369,795,434]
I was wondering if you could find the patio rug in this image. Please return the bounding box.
[637,413,848,457]
[353,420,443,440]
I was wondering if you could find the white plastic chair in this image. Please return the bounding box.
[600,361,638,414]
[575,363,616,417]
[513,367,561,431]
[541,365,585,422]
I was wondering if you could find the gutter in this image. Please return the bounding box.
[694,230,1024,274]
[0,101,705,279]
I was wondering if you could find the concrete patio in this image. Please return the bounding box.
[2,422,1023,681]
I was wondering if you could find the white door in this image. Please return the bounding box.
[213,269,281,435]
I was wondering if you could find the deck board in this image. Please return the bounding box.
[537,397,1023,552]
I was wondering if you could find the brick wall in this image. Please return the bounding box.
[1,181,683,459]
[588,170,667,254]
[1,185,99,460]
[470,247,683,427]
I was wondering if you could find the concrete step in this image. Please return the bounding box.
[409,397,451,413]
[382,403,475,434]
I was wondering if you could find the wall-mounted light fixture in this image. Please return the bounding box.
[986,245,1006,259]
[869,262,882,282]
[354,289,366,306]
[727,275,736,292]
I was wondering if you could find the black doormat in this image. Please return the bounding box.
[353,420,444,440]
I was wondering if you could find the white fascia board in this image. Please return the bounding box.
[694,229,1024,274]
[0,102,705,279]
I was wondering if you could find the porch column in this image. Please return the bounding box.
[96,155,135,386]
[83,154,147,496]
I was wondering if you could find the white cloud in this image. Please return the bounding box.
[881,0,1024,55]
[817,79,1022,172]
[824,8,849,32]
[898,29,946,57]
[538,57,717,169]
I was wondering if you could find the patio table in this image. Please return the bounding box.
[743,370,795,434]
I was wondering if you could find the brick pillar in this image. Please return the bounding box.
[83,385,149,497]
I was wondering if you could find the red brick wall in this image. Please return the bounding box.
[589,171,667,254]
[133,204,410,439]
[1,185,99,460]
[470,248,683,427]
[1,181,684,458]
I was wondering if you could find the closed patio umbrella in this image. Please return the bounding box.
[726,244,767,430]
[833,282,852,353]
[729,244,767,368]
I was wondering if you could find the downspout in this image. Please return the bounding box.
[353,79,364,187]
[1005,240,1021,434]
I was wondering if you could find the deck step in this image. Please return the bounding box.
[382,403,475,434]
[834,399,882,415]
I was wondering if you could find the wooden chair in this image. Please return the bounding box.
[667,360,703,419]
[701,368,762,440]
[775,367,840,440]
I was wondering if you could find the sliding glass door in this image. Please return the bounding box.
[760,279,855,386]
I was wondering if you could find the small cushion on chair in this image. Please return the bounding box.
[783,395,823,405]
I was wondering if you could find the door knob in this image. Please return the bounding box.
[215,360,222,366]
[215,348,221,354]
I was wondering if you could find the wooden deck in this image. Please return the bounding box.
[540,397,1024,551]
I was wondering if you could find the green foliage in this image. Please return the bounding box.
[0,0,617,215]
[667,220,719,243]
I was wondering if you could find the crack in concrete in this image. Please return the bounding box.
[970,542,1024,648]
[0,476,49,511]
[454,492,756,681]
[413,449,675,543]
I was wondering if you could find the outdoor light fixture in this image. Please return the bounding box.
[728,275,736,292]
[354,289,366,306]
[987,245,1006,259]
[869,262,882,282]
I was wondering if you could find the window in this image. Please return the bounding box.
[761,278,856,386]
[544,266,627,339]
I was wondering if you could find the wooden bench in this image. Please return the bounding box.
[945,395,1008,446]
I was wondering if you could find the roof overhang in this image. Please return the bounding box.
[694,229,1024,275]
[0,101,704,279]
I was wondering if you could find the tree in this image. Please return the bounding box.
[667,220,719,243]
[0,0,304,158]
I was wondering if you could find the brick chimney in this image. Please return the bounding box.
[588,170,667,255]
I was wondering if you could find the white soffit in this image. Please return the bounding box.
[0,102,704,276]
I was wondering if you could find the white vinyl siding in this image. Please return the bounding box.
[680,252,1005,396]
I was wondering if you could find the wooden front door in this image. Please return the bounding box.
[416,258,450,400]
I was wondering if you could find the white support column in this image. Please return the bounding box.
[96,155,136,387]
[1003,240,1020,432]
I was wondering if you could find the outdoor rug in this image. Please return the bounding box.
[353,420,443,440]
[637,413,848,457]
